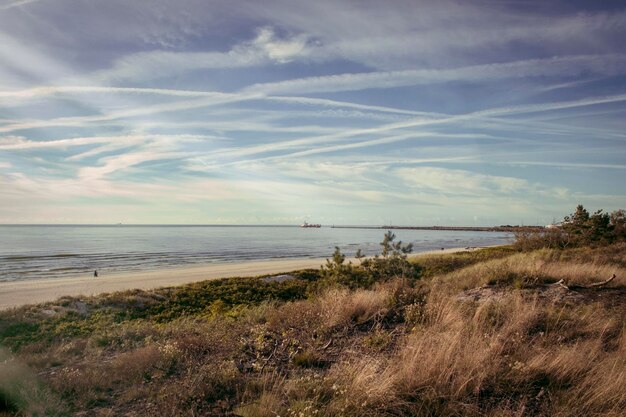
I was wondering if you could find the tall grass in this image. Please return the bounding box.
[317,287,393,329]
[0,349,65,416]
[431,249,625,294]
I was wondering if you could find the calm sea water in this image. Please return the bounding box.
[0,226,513,282]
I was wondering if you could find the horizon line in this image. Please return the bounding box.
[0,223,541,228]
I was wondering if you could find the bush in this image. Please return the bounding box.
[316,232,420,290]
[514,205,626,250]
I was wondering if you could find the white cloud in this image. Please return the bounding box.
[0,86,445,120]
[0,0,41,11]
[92,26,313,82]
[252,26,310,63]
[473,93,626,118]
[234,2,626,70]
[0,133,215,151]
[77,150,188,181]
[267,96,442,117]
[0,171,240,203]
[244,54,626,95]
[0,135,27,146]
[0,133,218,183]
[501,161,626,171]
[0,86,229,100]
[0,134,144,150]
[264,132,501,161]
[0,94,258,133]
[190,93,626,166]
[0,162,398,210]
[72,133,217,180]
[232,160,372,185]
[0,31,76,89]
[396,167,535,196]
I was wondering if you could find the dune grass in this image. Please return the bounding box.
[1,244,625,416]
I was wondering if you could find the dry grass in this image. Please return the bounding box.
[317,287,393,329]
[235,284,625,416]
[2,244,625,416]
[327,291,621,416]
[325,357,398,415]
[541,262,623,286]
[431,249,625,294]
[0,349,65,416]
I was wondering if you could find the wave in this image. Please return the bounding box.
[3,253,81,260]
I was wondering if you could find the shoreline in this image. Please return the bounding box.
[0,246,487,310]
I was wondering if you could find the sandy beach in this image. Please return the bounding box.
[0,247,478,310]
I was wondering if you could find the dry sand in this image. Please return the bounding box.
[0,246,479,310]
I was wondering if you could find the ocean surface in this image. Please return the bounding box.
[0,225,513,282]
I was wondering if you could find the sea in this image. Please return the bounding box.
[0,225,513,282]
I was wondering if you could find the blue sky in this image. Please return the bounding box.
[0,0,625,225]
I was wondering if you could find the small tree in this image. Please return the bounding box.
[318,247,369,289]
[380,231,413,258]
[355,248,365,263]
[329,246,345,266]
[567,204,590,225]
[610,209,626,241]
[588,210,611,243]
[562,206,613,246]
[317,233,420,290]
[362,231,418,285]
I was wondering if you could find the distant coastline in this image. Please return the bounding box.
[0,224,541,231]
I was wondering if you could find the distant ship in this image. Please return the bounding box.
[300,221,321,228]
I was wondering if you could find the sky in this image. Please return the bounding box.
[0,0,625,225]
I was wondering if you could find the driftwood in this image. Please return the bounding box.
[586,273,616,288]
[553,274,617,290]
[554,279,570,290]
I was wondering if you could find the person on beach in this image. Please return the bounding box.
[94,270,98,278]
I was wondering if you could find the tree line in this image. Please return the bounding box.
[515,205,626,250]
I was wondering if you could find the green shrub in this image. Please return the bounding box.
[316,232,420,291]
[514,205,626,250]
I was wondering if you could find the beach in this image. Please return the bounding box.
[0,258,325,310]
[0,247,477,310]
